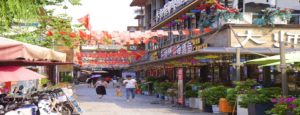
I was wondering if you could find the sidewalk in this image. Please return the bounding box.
[75,83,217,115]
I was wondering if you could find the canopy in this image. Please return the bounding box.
[0,66,46,82]
[0,37,66,62]
[246,51,300,66]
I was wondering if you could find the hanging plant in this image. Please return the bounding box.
[214,9,243,22]
[253,8,292,26]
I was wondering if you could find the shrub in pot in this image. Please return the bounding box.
[240,87,281,115]
[185,90,198,108]
[201,86,227,113]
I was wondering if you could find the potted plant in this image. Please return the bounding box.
[197,82,213,111]
[185,89,198,108]
[226,79,258,115]
[294,98,300,115]
[201,86,227,113]
[166,83,177,104]
[267,96,297,115]
[240,87,281,115]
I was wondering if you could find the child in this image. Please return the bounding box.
[115,85,122,97]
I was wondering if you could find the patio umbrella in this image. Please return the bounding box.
[0,66,46,82]
[246,51,300,65]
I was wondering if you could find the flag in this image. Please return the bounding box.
[172,30,180,35]
[78,14,91,30]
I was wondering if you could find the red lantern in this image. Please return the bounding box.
[204,27,211,33]
[59,31,66,35]
[46,31,53,36]
[69,32,77,38]
[79,30,86,39]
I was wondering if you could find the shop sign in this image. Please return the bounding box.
[160,41,195,59]
[233,30,300,48]
[156,0,190,21]
[99,45,123,50]
[81,45,98,50]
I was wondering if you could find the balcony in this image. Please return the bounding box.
[151,0,200,30]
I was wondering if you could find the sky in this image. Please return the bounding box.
[53,0,138,32]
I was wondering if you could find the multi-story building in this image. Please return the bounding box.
[129,0,300,96]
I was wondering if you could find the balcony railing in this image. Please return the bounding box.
[152,0,194,28]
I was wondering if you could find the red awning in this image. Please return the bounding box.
[0,37,66,62]
[130,0,147,6]
[0,60,73,66]
[0,66,46,82]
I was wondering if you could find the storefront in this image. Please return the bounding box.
[0,37,68,93]
[130,25,300,102]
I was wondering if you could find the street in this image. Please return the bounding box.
[75,83,215,115]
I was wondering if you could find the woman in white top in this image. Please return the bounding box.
[95,80,107,99]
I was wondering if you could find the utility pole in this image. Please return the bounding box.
[236,48,241,81]
[280,41,288,96]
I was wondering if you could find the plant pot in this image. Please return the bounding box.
[248,103,273,115]
[219,98,234,113]
[212,105,220,113]
[237,95,248,115]
[189,98,196,108]
[185,98,190,107]
[194,98,200,109]
[198,98,203,111]
[203,104,213,113]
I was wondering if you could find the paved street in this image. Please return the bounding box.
[75,83,216,115]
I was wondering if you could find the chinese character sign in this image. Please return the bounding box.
[231,29,300,48]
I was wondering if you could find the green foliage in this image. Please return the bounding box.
[185,90,198,98]
[253,8,292,26]
[239,87,281,108]
[41,78,50,85]
[0,0,83,48]
[225,79,257,106]
[61,75,73,83]
[214,9,243,22]
[155,82,173,95]
[294,99,300,115]
[201,86,227,105]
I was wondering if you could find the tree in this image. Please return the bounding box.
[0,0,82,48]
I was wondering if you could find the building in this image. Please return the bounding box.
[129,0,300,101]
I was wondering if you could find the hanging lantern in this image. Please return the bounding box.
[59,31,66,35]
[69,32,77,38]
[46,31,53,36]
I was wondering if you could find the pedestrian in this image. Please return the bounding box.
[95,79,107,99]
[86,77,92,88]
[123,75,136,102]
[112,78,118,87]
[115,85,122,97]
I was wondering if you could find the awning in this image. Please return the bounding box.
[246,51,300,66]
[130,0,147,6]
[130,47,300,67]
[0,37,66,62]
[0,66,46,82]
[0,60,73,66]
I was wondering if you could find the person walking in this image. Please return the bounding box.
[95,79,107,99]
[115,85,122,97]
[123,75,136,102]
